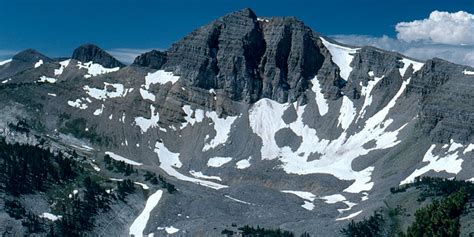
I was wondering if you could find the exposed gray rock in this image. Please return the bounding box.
[72,44,125,68]
[137,8,330,104]
[0,7,473,237]
[133,50,167,69]
[0,49,52,80]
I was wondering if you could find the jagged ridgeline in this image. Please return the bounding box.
[0,8,473,236]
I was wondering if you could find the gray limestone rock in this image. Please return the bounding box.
[72,43,125,68]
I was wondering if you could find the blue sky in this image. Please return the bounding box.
[1,0,473,65]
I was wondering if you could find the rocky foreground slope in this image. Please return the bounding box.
[0,8,473,236]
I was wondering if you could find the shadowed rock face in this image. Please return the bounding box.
[132,50,167,69]
[72,44,125,68]
[12,49,52,63]
[135,8,328,103]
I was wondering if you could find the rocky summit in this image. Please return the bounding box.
[0,8,473,237]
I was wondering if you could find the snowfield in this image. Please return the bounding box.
[145,70,179,89]
[180,105,238,151]
[400,140,465,185]
[157,226,180,234]
[129,190,163,237]
[38,76,57,83]
[67,98,88,110]
[336,210,363,221]
[311,77,329,116]
[104,151,143,166]
[249,75,412,194]
[83,83,131,100]
[207,157,233,167]
[154,142,227,189]
[39,212,62,221]
[320,37,358,80]
[282,190,316,211]
[463,69,474,75]
[139,88,156,101]
[0,59,12,66]
[77,61,119,78]
[399,58,424,77]
[135,105,160,133]
[235,157,252,169]
[54,59,70,75]
[34,59,43,68]
[189,170,222,181]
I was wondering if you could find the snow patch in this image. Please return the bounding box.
[202,111,238,151]
[93,104,105,116]
[448,139,463,152]
[358,76,384,120]
[336,210,363,221]
[249,78,410,194]
[311,76,328,116]
[48,93,57,97]
[145,70,179,89]
[154,142,227,189]
[129,190,163,237]
[338,96,357,130]
[38,76,57,83]
[77,61,119,78]
[67,98,88,110]
[319,194,346,204]
[34,59,43,68]
[320,37,359,80]
[0,58,12,66]
[400,142,464,185]
[181,105,205,129]
[282,190,316,202]
[104,151,143,166]
[39,212,62,221]
[54,59,70,75]
[236,157,252,169]
[189,170,222,181]
[463,69,474,75]
[134,105,160,133]
[282,190,316,211]
[157,226,180,234]
[207,157,233,167]
[224,195,253,205]
[318,194,358,213]
[139,88,156,101]
[83,83,130,100]
[91,163,101,172]
[134,182,150,190]
[1,78,11,84]
[399,58,424,77]
[180,105,238,151]
[464,144,474,154]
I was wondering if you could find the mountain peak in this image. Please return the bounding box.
[72,43,124,68]
[222,8,257,20]
[12,49,51,63]
[132,50,167,69]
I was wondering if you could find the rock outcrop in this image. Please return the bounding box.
[72,44,125,68]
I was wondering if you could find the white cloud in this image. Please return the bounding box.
[107,48,157,64]
[395,11,474,45]
[331,34,474,67]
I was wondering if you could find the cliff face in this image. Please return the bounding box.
[134,8,329,103]
[72,43,125,68]
[0,8,473,236]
